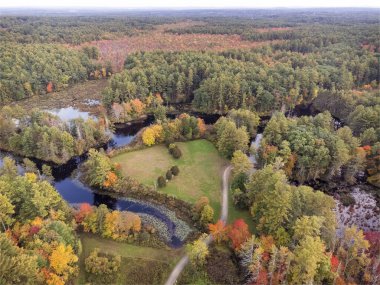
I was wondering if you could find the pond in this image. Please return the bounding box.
[47,106,93,121]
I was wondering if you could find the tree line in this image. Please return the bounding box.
[0,16,166,44]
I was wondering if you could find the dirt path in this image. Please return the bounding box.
[164,165,232,285]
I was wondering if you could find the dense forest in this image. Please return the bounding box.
[0,44,112,103]
[166,10,380,52]
[102,46,377,115]
[0,16,169,44]
[0,8,379,285]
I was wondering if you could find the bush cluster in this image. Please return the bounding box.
[169,143,182,159]
[85,248,121,284]
[157,165,180,188]
[171,165,180,176]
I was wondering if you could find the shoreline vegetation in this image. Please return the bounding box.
[0,9,379,285]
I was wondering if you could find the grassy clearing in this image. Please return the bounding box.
[76,233,182,285]
[112,138,255,232]
[111,139,227,217]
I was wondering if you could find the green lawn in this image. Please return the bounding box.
[111,139,227,217]
[76,233,182,285]
[112,139,255,232]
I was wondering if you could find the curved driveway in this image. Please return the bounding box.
[164,165,232,285]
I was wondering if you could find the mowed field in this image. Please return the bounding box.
[76,233,182,285]
[111,139,227,216]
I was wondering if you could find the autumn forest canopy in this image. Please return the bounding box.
[0,7,379,285]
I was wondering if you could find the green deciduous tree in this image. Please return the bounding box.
[231,150,252,178]
[0,233,39,285]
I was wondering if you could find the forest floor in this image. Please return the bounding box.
[78,21,280,72]
[76,233,183,285]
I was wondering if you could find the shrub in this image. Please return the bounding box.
[171,147,182,159]
[169,143,182,159]
[168,143,177,150]
[171,166,180,176]
[85,248,121,284]
[157,176,166,188]
[166,170,173,180]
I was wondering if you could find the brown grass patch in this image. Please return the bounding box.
[255,27,293,33]
[7,79,108,115]
[78,22,277,72]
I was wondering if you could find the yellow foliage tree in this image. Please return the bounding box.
[49,243,78,283]
[142,127,155,146]
[46,273,65,285]
[103,211,120,239]
[151,124,164,143]
[25,172,37,183]
[31,216,43,227]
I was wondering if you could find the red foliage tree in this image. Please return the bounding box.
[364,231,380,257]
[228,219,250,250]
[29,226,41,236]
[331,255,340,273]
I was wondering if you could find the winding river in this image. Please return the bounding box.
[0,109,187,247]
[0,105,346,248]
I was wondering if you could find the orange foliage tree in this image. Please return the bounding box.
[209,220,228,244]
[46,82,53,93]
[197,118,206,136]
[130,98,145,115]
[75,203,93,223]
[103,171,118,188]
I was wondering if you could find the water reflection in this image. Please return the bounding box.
[47,106,93,121]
